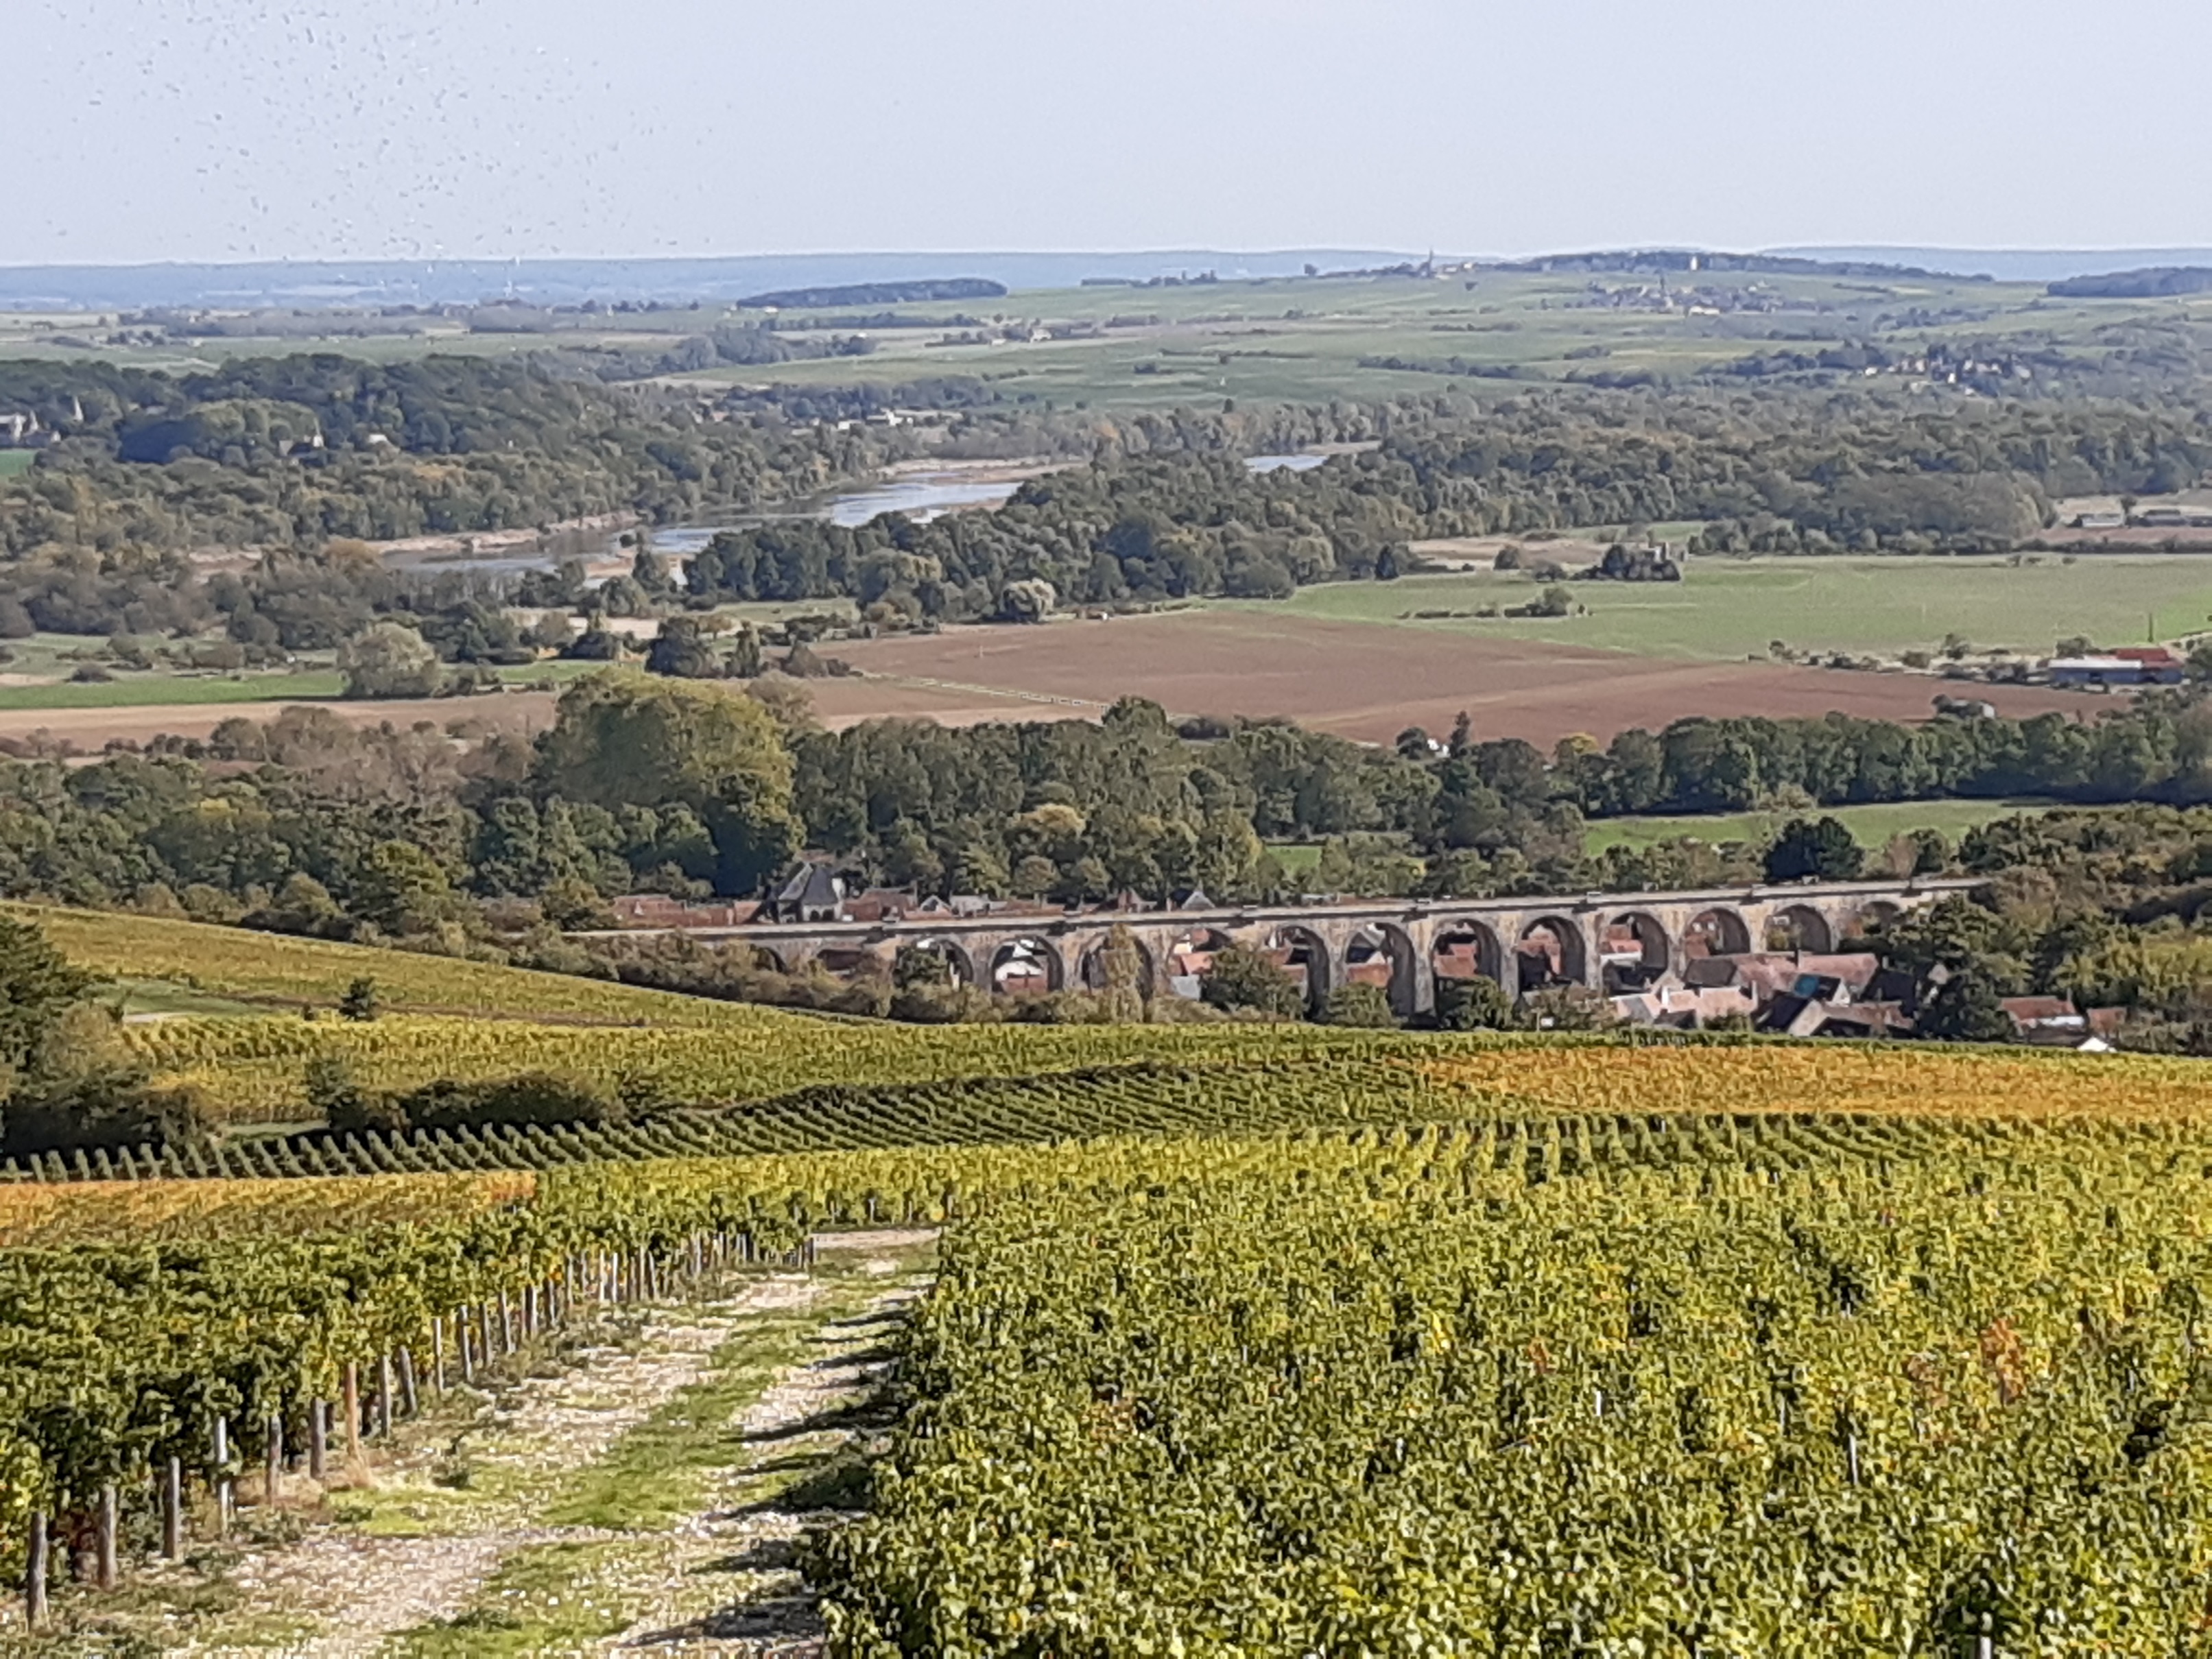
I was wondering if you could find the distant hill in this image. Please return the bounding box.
[1491,249,1967,281]
[0,251,1418,312]
[2045,267,2212,299]
[735,277,1007,310]
[1770,246,2212,283]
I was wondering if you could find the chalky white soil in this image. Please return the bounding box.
[160,1232,932,1658]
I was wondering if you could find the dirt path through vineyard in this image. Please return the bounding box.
[593,1243,927,1652]
[149,1230,936,1658]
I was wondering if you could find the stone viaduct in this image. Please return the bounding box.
[592,878,1977,1019]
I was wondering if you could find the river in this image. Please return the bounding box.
[389,455,1335,577]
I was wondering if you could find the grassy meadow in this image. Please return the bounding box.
[0,669,349,710]
[1252,554,2212,660]
[1582,797,2066,854]
[0,630,603,713]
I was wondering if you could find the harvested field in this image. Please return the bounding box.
[0,691,562,751]
[0,610,2110,753]
[824,610,2098,746]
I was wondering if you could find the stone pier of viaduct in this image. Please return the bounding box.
[584,878,1976,1018]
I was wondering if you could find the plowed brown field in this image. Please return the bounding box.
[0,610,2106,751]
[820,610,2096,745]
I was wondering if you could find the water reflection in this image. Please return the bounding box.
[398,454,1333,575]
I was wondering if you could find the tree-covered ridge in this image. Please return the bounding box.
[0,354,905,558]
[679,391,2212,617]
[14,673,2212,1047]
[5,357,2210,634]
[1375,390,2212,548]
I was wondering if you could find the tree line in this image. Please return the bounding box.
[5,675,2211,924]
[6,674,2212,1040]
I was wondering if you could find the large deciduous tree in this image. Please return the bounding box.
[539,671,800,895]
[338,621,444,700]
[1200,945,1305,1021]
[1764,816,1866,883]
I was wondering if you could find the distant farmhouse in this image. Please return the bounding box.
[2048,647,2186,689]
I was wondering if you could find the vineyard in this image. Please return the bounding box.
[34,1038,2202,1186]
[0,1110,1998,1588]
[0,1170,536,1245]
[1420,1041,2212,1124]
[8,1060,1482,1183]
[9,902,783,1026]
[121,1008,2212,1128]
[5,900,2212,1651]
[817,1120,2212,1655]
[119,1006,1450,1123]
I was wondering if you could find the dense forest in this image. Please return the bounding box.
[0,355,909,558]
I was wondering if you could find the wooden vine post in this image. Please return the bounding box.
[96,1482,118,1590]
[24,1510,47,1628]
[342,1363,361,1458]
[163,1455,183,1560]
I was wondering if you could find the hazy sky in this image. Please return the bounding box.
[15,0,2212,265]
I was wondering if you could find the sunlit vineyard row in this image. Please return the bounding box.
[124,1012,1451,1122]
[1422,1042,2212,1123]
[14,1062,1472,1182]
[11,903,778,1027]
[818,1122,2212,1656]
[0,1171,538,1245]
[0,1104,2026,1574]
[4,1058,1970,1187]
[122,1005,2212,1130]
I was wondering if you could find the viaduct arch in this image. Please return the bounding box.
[579,878,1974,1018]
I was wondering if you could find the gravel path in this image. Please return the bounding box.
[185,1276,827,1659]
[599,1241,929,1654]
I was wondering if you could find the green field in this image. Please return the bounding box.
[1250,555,2212,660]
[1584,796,2067,854]
[15,266,2212,418]
[652,269,2212,414]
[1273,800,2057,861]
[0,451,32,478]
[0,670,348,710]
[0,645,600,713]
